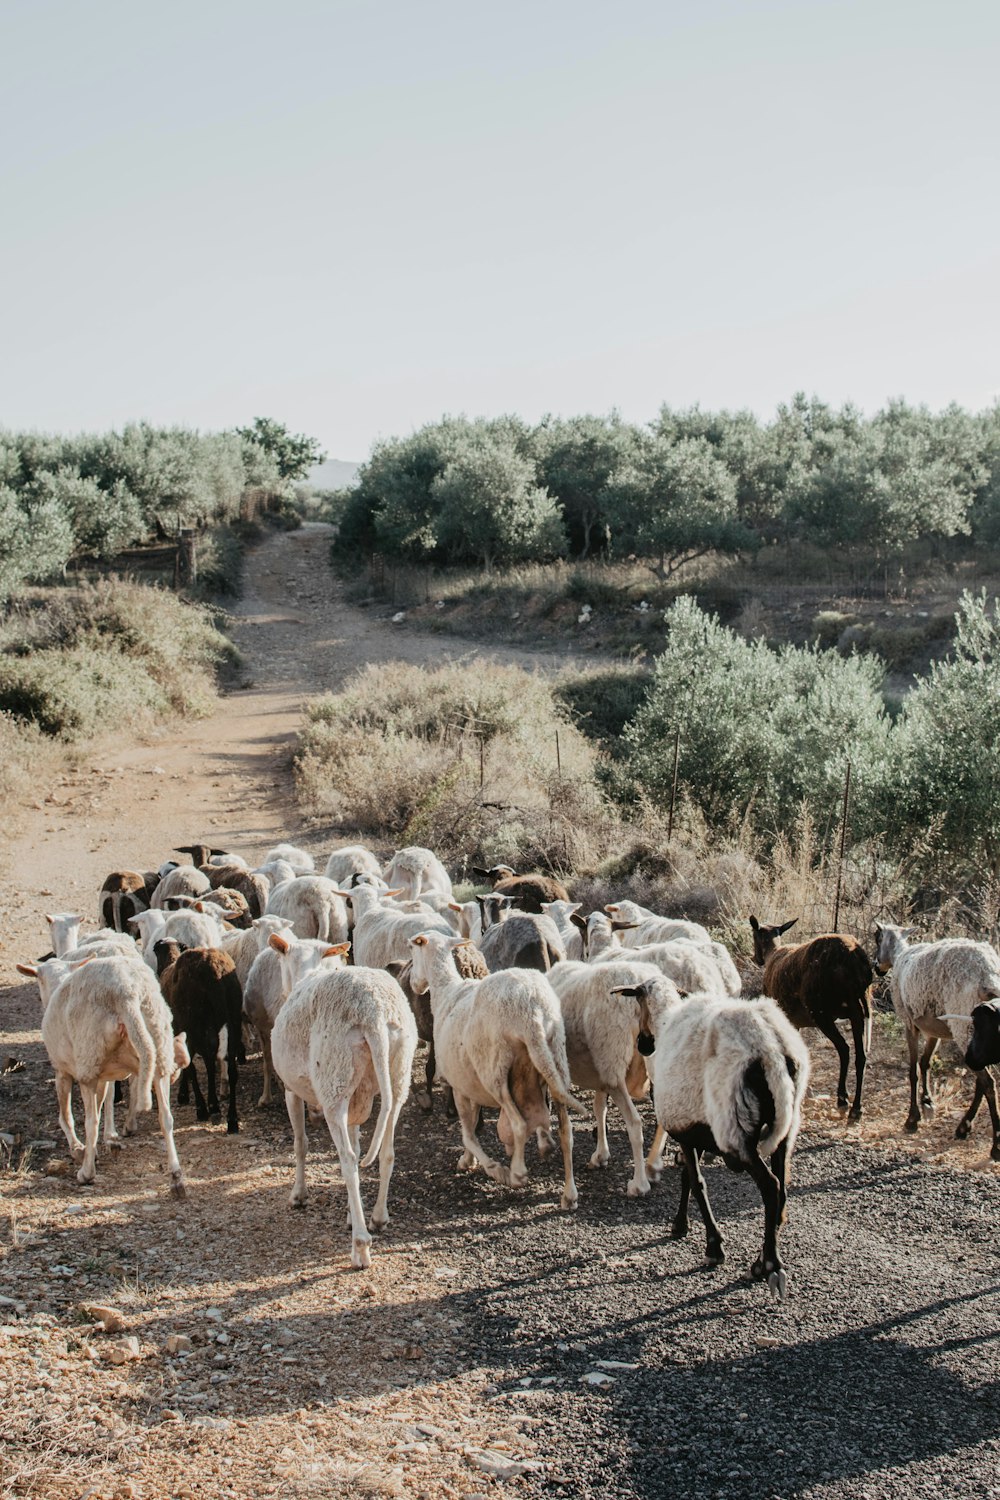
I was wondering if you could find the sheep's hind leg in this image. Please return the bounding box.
[286,1090,308,1206]
[646,1123,668,1181]
[956,1069,1000,1160]
[325,1097,372,1269]
[77,1082,102,1186]
[185,1061,211,1122]
[675,1143,724,1265]
[918,1035,938,1115]
[100,1081,123,1150]
[903,1024,922,1131]
[588,1090,611,1169]
[847,1008,867,1121]
[814,1015,851,1111]
[454,1093,510,1186]
[497,1083,530,1188]
[556,1102,577,1211]
[56,1073,84,1161]
[154,1073,186,1198]
[746,1150,786,1299]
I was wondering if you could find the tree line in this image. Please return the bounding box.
[0,418,323,602]
[338,397,1000,572]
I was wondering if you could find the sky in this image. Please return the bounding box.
[2,0,999,462]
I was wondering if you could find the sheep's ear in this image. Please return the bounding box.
[778,918,799,935]
[16,963,38,978]
[410,934,429,948]
[268,933,292,954]
[384,888,406,898]
[323,942,350,957]
[448,902,463,912]
[385,960,406,977]
[749,915,759,931]
[209,848,228,857]
[570,912,588,934]
[69,955,94,970]
[610,983,647,999]
[331,889,353,899]
[475,895,488,909]
[604,904,618,915]
[192,901,206,912]
[44,913,55,925]
[500,895,514,907]
[612,920,639,932]
[471,867,490,879]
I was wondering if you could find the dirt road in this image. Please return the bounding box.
[2,526,999,1500]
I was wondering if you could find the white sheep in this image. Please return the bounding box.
[244,933,349,1106]
[47,914,134,960]
[15,953,188,1194]
[382,846,453,901]
[324,844,382,884]
[151,865,211,909]
[343,882,453,969]
[637,980,810,1297]
[220,915,295,988]
[265,876,349,944]
[407,931,586,1209]
[604,900,712,949]
[540,901,586,961]
[875,922,1000,1159]
[271,959,417,1269]
[588,914,732,997]
[547,958,676,1197]
[264,843,315,875]
[254,858,297,889]
[161,906,227,951]
[128,909,168,968]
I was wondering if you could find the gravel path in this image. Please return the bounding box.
[2,525,999,1499]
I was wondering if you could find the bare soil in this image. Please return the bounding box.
[2,524,999,1500]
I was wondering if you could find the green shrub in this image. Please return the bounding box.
[556,667,653,753]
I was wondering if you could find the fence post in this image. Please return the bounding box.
[175,529,197,589]
[555,730,562,781]
[832,762,852,933]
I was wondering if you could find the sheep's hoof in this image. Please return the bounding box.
[488,1164,512,1187]
[123,1124,139,1138]
[195,1108,210,1123]
[646,1160,664,1182]
[351,1238,372,1270]
[76,1168,95,1187]
[559,1192,579,1212]
[370,1210,389,1230]
[290,1193,306,1209]
[836,1096,849,1112]
[627,1178,651,1198]
[767,1269,788,1302]
[536,1130,555,1160]
[510,1171,529,1190]
[171,1177,187,1200]
[705,1241,725,1266]
[587,1152,611,1170]
[227,1120,239,1135]
[991,1142,1000,1162]
[670,1217,689,1241]
[107,1139,124,1152]
[904,1114,920,1134]
[921,1097,935,1114]
[848,1106,862,1123]
[70,1145,85,1162]
[256,1094,273,1109]
[415,1091,433,1114]
[955,1119,973,1140]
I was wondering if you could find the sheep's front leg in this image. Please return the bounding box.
[205,1036,222,1117]
[185,1060,211,1122]
[225,1044,239,1135]
[124,1077,139,1136]
[589,1089,610,1169]
[154,1073,186,1198]
[55,1073,84,1160]
[609,1085,650,1196]
[325,1097,371,1269]
[847,1009,867,1121]
[454,1093,510,1186]
[646,1122,667,1181]
[956,1069,1000,1160]
[286,1090,308,1207]
[77,1082,102,1185]
[556,1102,577,1211]
[918,1035,938,1114]
[258,1026,275,1107]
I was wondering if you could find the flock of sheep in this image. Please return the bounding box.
[15,840,1000,1302]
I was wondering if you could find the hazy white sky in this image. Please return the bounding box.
[3,0,998,460]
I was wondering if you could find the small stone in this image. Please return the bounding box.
[45,1159,70,1177]
[79,1303,126,1334]
[106,1336,142,1364]
[276,1326,297,1346]
[580,1370,615,1387]
[166,1334,193,1355]
[204,1307,224,1323]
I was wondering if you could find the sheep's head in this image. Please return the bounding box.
[962,1000,1000,1072]
[609,981,656,1054]
[476,893,513,930]
[872,922,913,975]
[749,915,797,966]
[408,930,470,993]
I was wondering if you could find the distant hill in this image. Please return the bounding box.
[309,458,360,489]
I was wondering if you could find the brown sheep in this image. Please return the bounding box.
[158,945,243,1133]
[750,916,874,1120]
[199,863,269,918]
[472,864,570,913]
[98,871,148,933]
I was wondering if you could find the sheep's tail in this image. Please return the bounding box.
[316,899,331,943]
[111,890,125,934]
[359,1018,393,1169]
[527,1016,589,1117]
[735,1043,800,1151]
[119,1001,156,1113]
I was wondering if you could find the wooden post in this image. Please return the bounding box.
[479,737,485,791]
[667,728,681,843]
[555,730,562,781]
[175,529,197,589]
[832,761,852,933]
